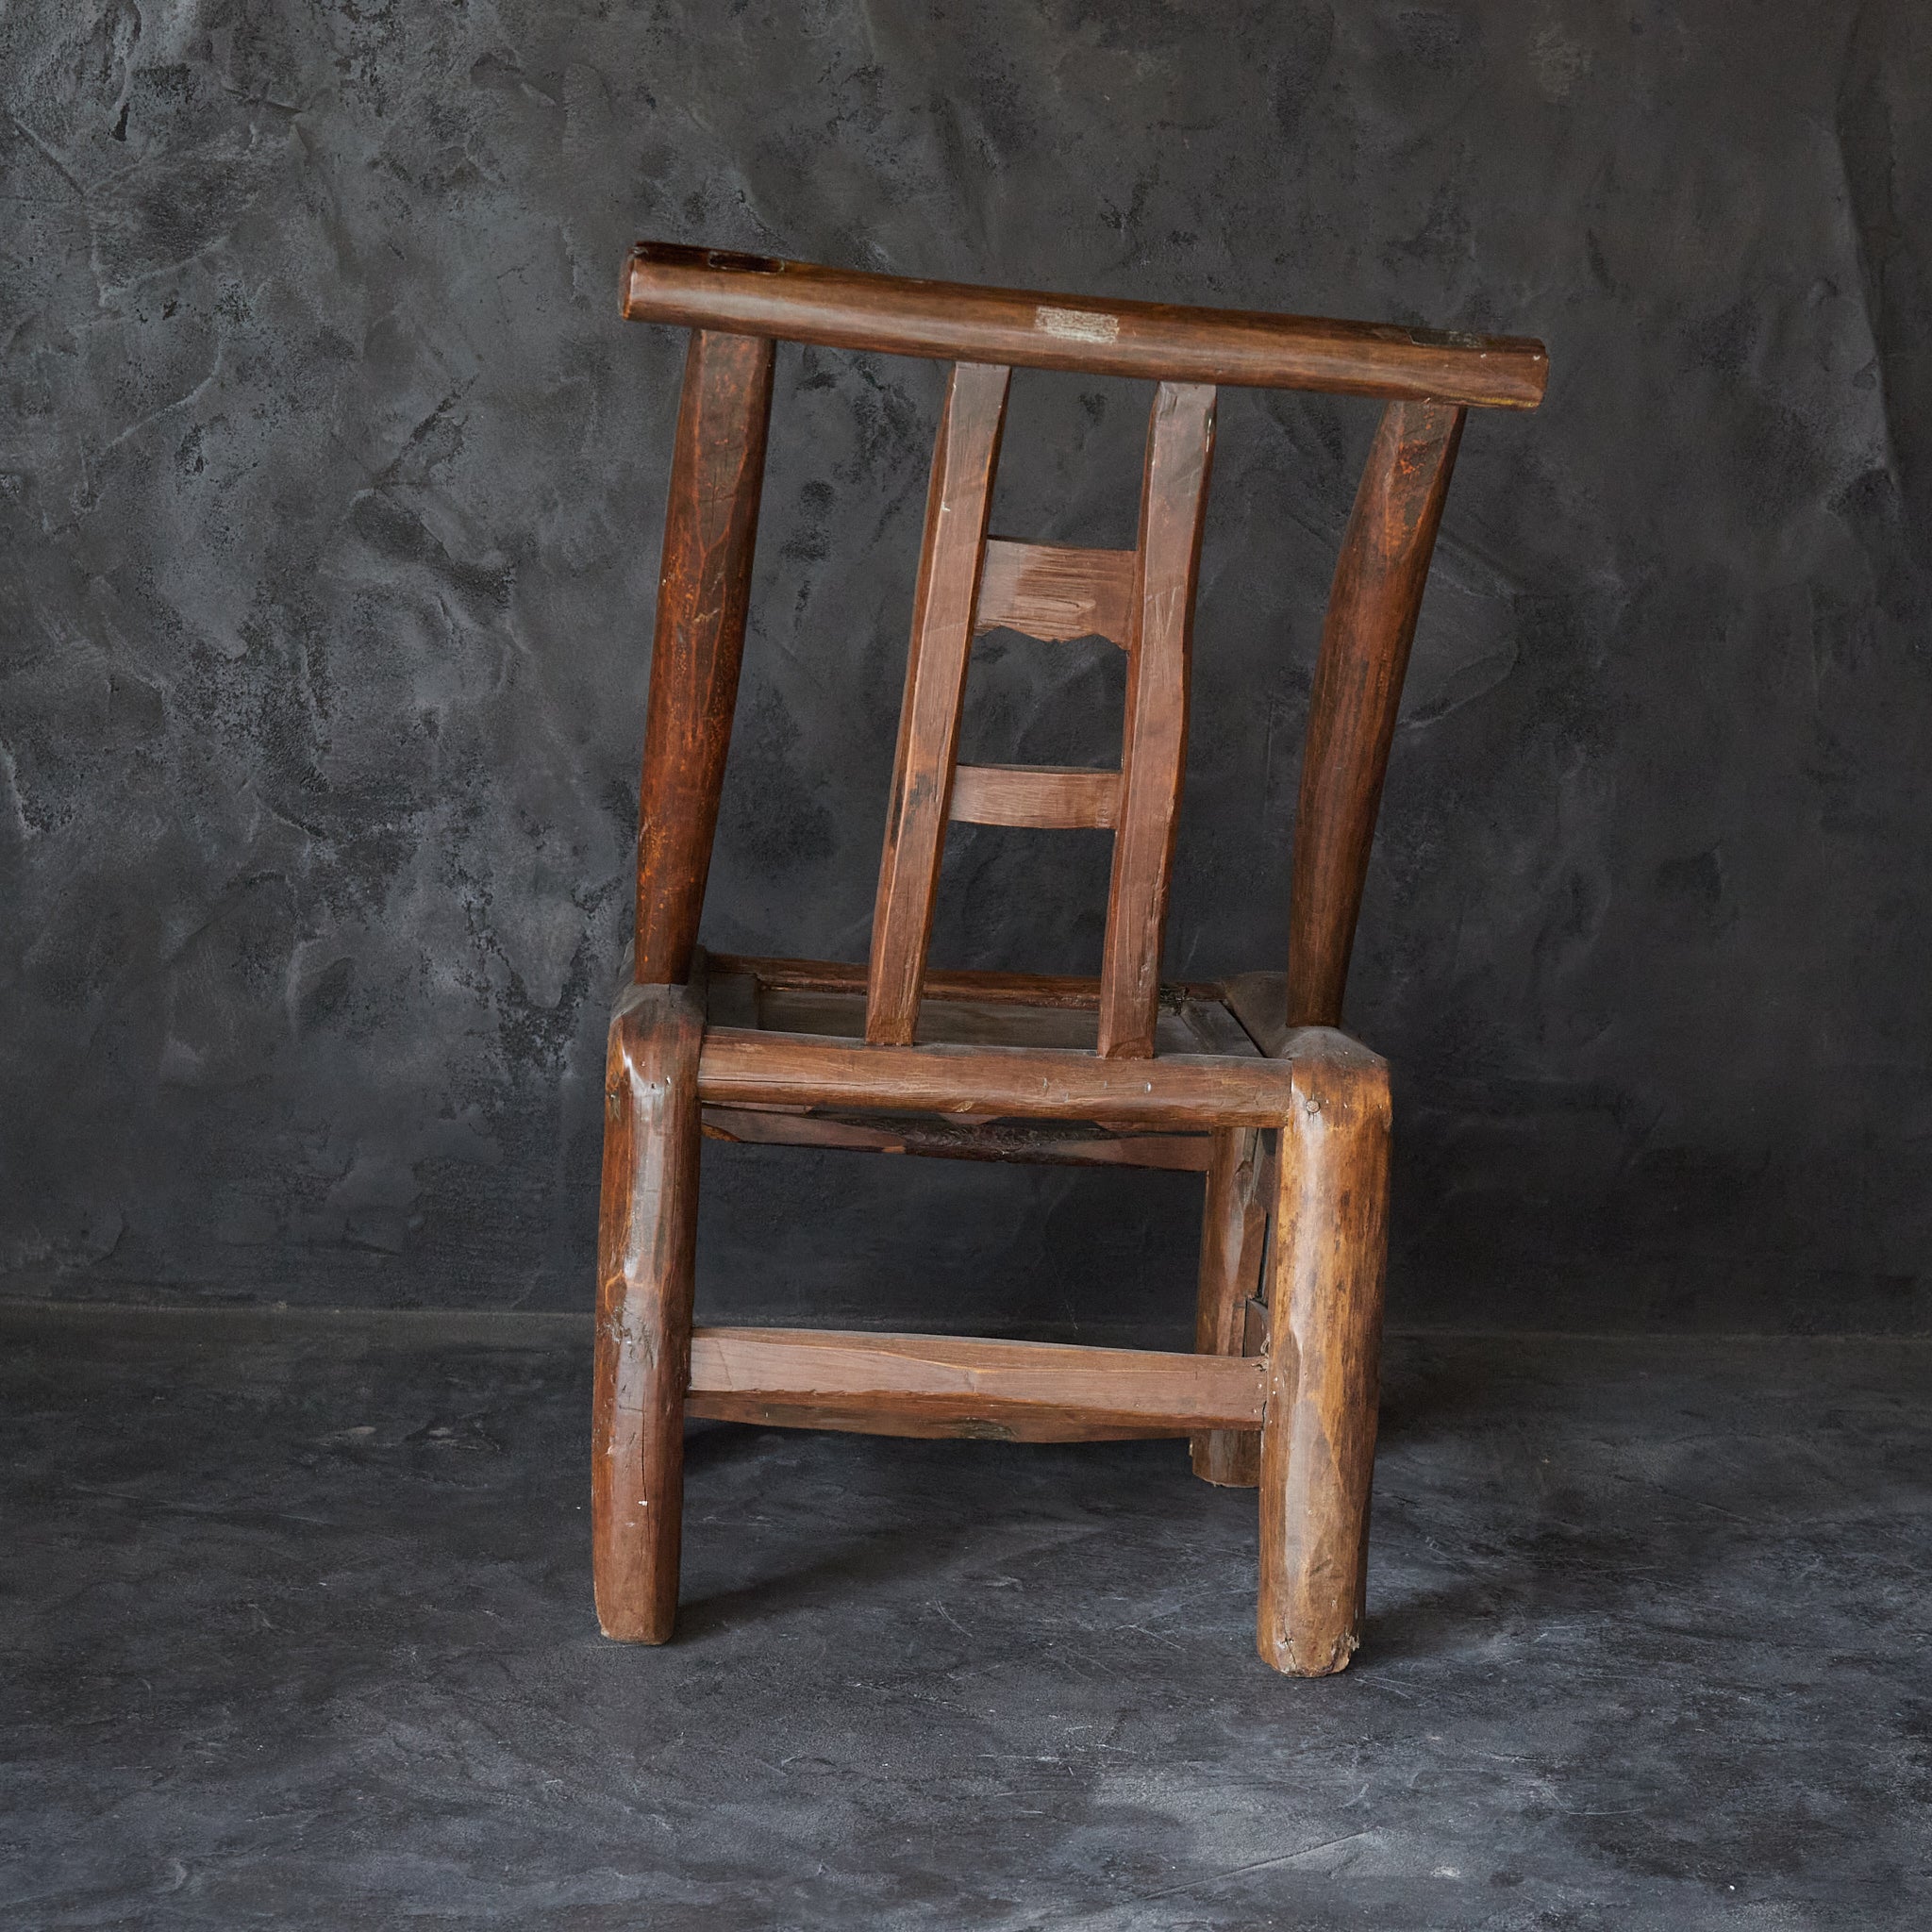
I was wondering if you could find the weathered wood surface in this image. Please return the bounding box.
[701,1105,1216,1171]
[974,539,1134,644]
[1221,970,1293,1058]
[591,977,707,1643]
[625,242,1549,408]
[769,986,1106,1048]
[1098,382,1216,1059]
[949,762,1121,830]
[632,331,774,986]
[1257,1028,1391,1675]
[704,965,1259,1058]
[685,1392,1204,1442]
[685,1327,1268,1440]
[1285,399,1464,1026]
[866,361,1012,1045]
[1191,1126,1274,1486]
[696,1027,1312,1126]
[1176,992,1264,1058]
[709,953,1230,1012]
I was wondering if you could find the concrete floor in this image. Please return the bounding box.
[1,1305,1926,1930]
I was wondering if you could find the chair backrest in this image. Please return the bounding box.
[623,243,1546,1050]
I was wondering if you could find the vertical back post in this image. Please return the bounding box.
[1096,381,1217,1058]
[865,361,1013,1045]
[1284,400,1464,1026]
[633,329,776,985]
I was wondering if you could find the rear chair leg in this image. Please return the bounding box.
[1257,1039,1391,1675]
[1191,1127,1273,1486]
[592,981,706,1642]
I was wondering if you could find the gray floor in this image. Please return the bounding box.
[2,1306,1926,1930]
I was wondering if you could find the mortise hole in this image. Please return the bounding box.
[633,240,785,275]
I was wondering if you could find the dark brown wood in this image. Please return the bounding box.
[974,539,1135,645]
[697,1026,1308,1125]
[770,985,1108,1048]
[1257,1027,1391,1675]
[1174,992,1264,1059]
[949,763,1120,830]
[866,361,1012,1044]
[701,1105,1215,1171]
[686,1392,1201,1441]
[701,963,758,1030]
[751,984,1252,1057]
[625,242,1549,409]
[685,1327,1268,1439]
[591,977,707,1643]
[724,952,1107,1008]
[1190,1127,1274,1486]
[633,331,775,985]
[1285,400,1465,1025]
[710,953,1230,1011]
[1098,383,1217,1058]
[1221,970,1292,1058]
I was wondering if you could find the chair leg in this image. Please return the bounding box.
[1257,1037,1391,1675]
[592,981,706,1643]
[1190,1127,1272,1486]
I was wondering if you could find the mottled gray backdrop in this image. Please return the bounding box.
[4,2,1928,1333]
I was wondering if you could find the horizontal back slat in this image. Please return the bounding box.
[974,540,1134,645]
[950,762,1120,829]
[626,242,1549,408]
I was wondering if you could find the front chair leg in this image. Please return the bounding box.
[1257,1032,1391,1675]
[592,979,706,1642]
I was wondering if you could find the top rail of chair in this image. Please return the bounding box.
[624,242,1547,410]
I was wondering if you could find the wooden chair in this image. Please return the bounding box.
[597,242,1546,1674]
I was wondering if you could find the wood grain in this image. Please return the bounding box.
[710,953,1229,1011]
[760,985,1104,1049]
[974,539,1135,645]
[1286,399,1464,1025]
[632,330,775,985]
[1257,1027,1391,1675]
[949,762,1120,830]
[866,361,1012,1044]
[685,1326,1268,1439]
[1174,992,1264,1058]
[591,977,707,1644]
[697,1025,1308,1126]
[1220,970,1293,1058]
[700,1104,1215,1171]
[625,242,1549,409]
[1190,1126,1274,1487]
[684,1393,1203,1442]
[1098,382,1217,1058]
[761,985,1108,1048]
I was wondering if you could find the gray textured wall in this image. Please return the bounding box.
[4,2,1929,1333]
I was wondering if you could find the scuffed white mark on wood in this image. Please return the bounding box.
[1034,305,1119,345]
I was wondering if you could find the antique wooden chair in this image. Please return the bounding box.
[597,242,1546,1674]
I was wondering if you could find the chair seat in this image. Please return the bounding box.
[701,953,1259,1053]
[691,955,1301,1165]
